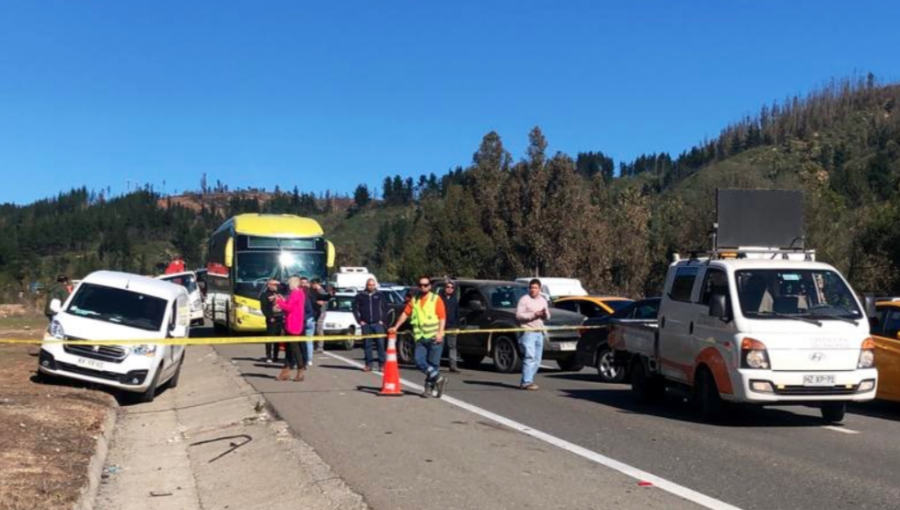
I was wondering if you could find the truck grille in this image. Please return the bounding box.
[64,340,127,363]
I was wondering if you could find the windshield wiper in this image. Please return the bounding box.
[806,314,859,326]
[759,312,823,327]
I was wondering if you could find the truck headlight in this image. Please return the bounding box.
[741,338,770,370]
[239,305,264,317]
[858,337,876,369]
[132,344,158,357]
[46,320,65,340]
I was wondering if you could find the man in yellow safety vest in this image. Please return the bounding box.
[390,276,449,398]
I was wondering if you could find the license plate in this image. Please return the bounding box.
[558,342,577,351]
[803,374,835,387]
[75,357,105,370]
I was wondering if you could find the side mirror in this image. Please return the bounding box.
[469,300,485,312]
[224,238,234,268]
[49,299,62,314]
[864,295,877,318]
[709,294,728,319]
[326,241,336,269]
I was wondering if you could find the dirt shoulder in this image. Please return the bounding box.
[0,315,117,510]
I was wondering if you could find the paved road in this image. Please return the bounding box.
[215,334,900,510]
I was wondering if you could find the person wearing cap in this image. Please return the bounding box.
[390,276,449,398]
[259,278,284,363]
[45,275,71,321]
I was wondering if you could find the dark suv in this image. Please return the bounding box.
[397,279,586,372]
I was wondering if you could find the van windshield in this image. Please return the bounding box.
[735,269,862,321]
[66,283,168,332]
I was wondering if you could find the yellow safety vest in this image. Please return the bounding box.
[411,293,440,341]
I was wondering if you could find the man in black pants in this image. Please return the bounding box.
[259,278,283,363]
[440,280,461,373]
[353,278,388,372]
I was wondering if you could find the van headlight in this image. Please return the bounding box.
[46,320,65,340]
[239,305,264,317]
[858,337,876,369]
[132,345,158,357]
[741,338,771,370]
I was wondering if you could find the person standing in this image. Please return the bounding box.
[45,275,71,321]
[311,279,329,353]
[515,279,550,391]
[274,276,308,382]
[440,280,461,373]
[353,278,388,372]
[300,277,316,367]
[259,278,283,364]
[391,277,448,398]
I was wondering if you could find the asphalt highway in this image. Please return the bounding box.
[215,337,900,510]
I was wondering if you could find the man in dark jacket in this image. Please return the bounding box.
[440,280,461,372]
[259,278,283,363]
[311,279,330,353]
[353,278,388,372]
[45,275,71,321]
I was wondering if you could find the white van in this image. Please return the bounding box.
[38,271,190,403]
[157,271,204,325]
[621,250,876,423]
[515,277,588,300]
[332,267,378,292]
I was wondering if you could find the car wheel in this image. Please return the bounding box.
[459,352,485,368]
[693,367,723,422]
[130,365,162,405]
[343,328,356,350]
[167,354,185,389]
[821,402,846,423]
[595,346,626,383]
[556,356,585,372]
[492,336,521,373]
[397,335,415,365]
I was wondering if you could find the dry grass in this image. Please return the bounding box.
[0,317,116,510]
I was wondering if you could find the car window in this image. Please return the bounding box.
[554,301,580,313]
[633,300,661,320]
[490,286,527,308]
[611,303,637,319]
[670,267,699,303]
[883,309,900,339]
[581,302,609,319]
[460,287,484,309]
[328,296,355,312]
[699,269,728,306]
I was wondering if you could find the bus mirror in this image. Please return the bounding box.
[326,241,335,269]
[225,238,234,268]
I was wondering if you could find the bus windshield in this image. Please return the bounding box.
[235,251,327,300]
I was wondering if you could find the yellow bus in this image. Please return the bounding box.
[206,214,335,333]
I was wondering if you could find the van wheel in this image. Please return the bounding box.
[492,336,521,373]
[821,402,846,423]
[130,366,162,405]
[556,356,584,372]
[397,336,415,365]
[630,358,662,403]
[167,354,184,389]
[596,346,626,383]
[694,368,723,421]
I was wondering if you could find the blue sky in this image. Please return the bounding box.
[1,0,897,204]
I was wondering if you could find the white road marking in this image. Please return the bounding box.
[324,352,743,510]
[822,425,860,435]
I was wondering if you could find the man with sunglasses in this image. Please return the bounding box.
[439,279,461,373]
[391,276,449,398]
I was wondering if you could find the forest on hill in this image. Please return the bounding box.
[1,75,899,301]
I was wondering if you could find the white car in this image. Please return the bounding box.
[515,277,588,300]
[331,267,378,292]
[157,271,205,326]
[38,270,190,404]
[322,292,363,350]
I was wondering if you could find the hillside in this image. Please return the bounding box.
[1,76,899,301]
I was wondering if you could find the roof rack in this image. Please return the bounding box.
[675,247,816,263]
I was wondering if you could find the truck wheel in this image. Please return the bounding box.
[556,356,584,372]
[694,368,723,422]
[459,352,485,367]
[821,402,846,423]
[492,336,521,373]
[596,346,626,383]
[397,336,415,365]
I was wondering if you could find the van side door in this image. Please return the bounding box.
[874,306,900,401]
[659,265,700,383]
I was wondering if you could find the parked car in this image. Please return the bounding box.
[38,270,190,404]
[870,301,900,403]
[322,289,405,350]
[157,271,205,326]
[553,296,635,320]
[397,279,586,372]
[576,298,661,383]
[330,267,378,292]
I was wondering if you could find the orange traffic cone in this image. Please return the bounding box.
[379,330,403,396]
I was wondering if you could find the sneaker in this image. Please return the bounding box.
[521,383,539,391]
[434,376,449,398]
[362,365,372,373]
[420,384,433,398]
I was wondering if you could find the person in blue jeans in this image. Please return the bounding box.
[353,278,388,372]
[390,276,448,398]
[515,279,550,390]
[301,278,316,367]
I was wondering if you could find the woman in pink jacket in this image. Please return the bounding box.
[274,276,308,381]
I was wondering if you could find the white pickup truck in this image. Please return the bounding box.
[613,250,877,423]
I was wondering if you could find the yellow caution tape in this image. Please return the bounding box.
[1,324,606,347]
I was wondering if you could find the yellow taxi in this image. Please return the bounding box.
[872,301,900,402]
[552,296,634,320]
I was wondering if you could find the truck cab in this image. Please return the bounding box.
[631,251,876,423]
